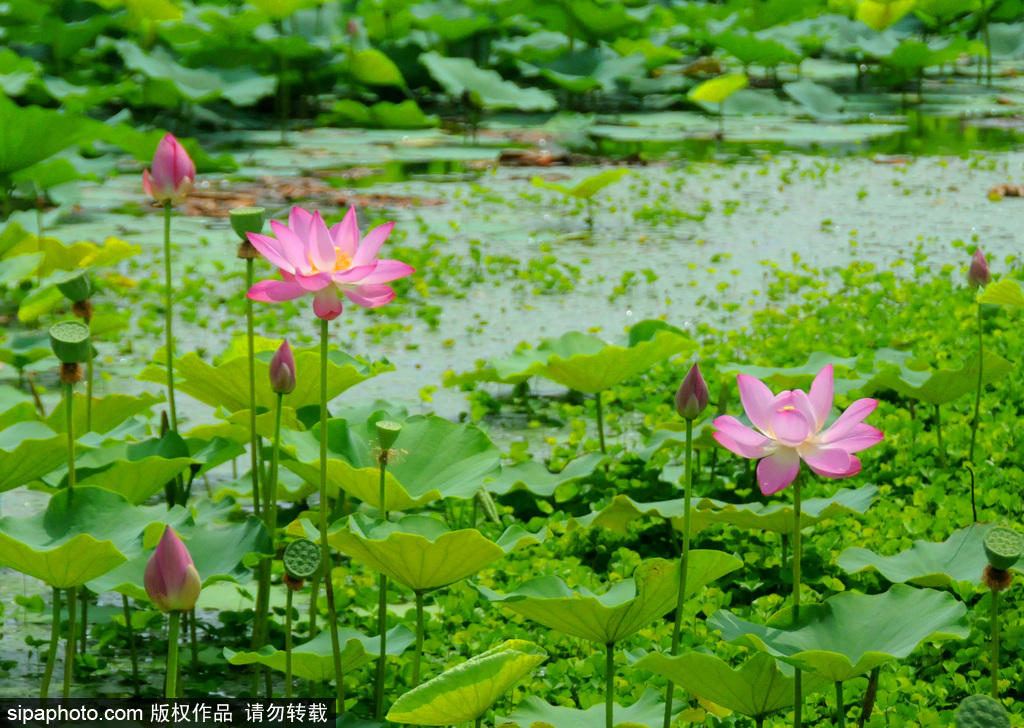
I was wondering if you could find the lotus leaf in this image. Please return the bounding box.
[855,351,1011,406]
[857,0,915,30]
[138,346,393,413]
[709,585,970,682]
[712,31,800,68]
[837,523,1021,587]
[0,95,98,185]
[718,352,859,393]
[688,73,749,104]
[498,688,695,728]
[326,514,545,592]
[531,169,630,200]
[573,484,878,536]
[410,0,492,42]
[635,418,720,460]
[475,554,741,645]
[226,625,414,683]
[349,49,406,88]
[421,51,558,112]
[636,651,829,720]
[332,100,438,129]
[387,640,546,725]
[0,386,35,431]
[0,331,52,371]
[0,422,69,494]
[0,487,187,588]
[485,452,608,496]
[215,468,316,504]
[784,79,847,119]
[45,392,163,435]
[186,407,302,445]
[4,232,139,280]
[280,413,501,511]
[978,278,1024,307]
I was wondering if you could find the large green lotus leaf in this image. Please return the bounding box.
[226,625,414,683]
[857,0,915,31]
[712,31,800,67]
[186,407,302,445]
[485,453,608,496]
[0,48,39,95]
[837,523,1020,587]
[138,347,393,413]
[0,422,69,494]
[0,95,98,179]
[881,36,985,71]
[280,414,501,511]
[387,640,546,725]
[856,351,1011,406]
[718,352,859,393]
[0,331,51,370]
[498,687,691,728]
[636,652,829,720]
[0,386,36,432]
[635,418,720,460]
[688,73,748,104]
[532,169,629,200]
[328,514,544,592]
[475,554,741,645]
[421,51,558,112]
[0,487,187,588]
[87,506,272,601]
[784,79,846,119]
[215,468,317,504]
[332,100,438,130]
[410,0,492,42]
[0,253,41,286]
[978,278,1024,308]
[349,49,406,88]
[572,485,878,536]
[5,233,139,280]
[45,392,163,435]
[709,585,970,683]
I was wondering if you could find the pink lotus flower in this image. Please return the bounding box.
[713,365,883,495]
[270,340,296,395]
[144,527,201,613]
[143,133,195,205]
[246,206,414,320]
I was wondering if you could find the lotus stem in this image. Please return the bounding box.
[189,610,199,673]
[835,680,845,728]
[85,348,93,432]
[318,318,344,713]
[991,588,1000,699]
[859,667,880,727]
[247,258,261,518]
[413,591,425,686]
[63,586,77,701]
[79,590,88,656]
[28,372,46,417]
[605,642,615,728]
[163,203,177,431]
[969,303,983,466]
[663,418,693,728]
[595,392,606,454]
[475,718,482,728]
[122,594,140,696]
[374,449,390,719]
[285,587,294,698]
[793,475,803,728]
[308,571,320,637]
[166,611,180,699]
[65,383,75,490]
[279,47,289,145]
[934,404,944,467]
[40,587,61,700]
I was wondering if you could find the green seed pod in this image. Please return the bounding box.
[376,420,402,450]
[56,271,92,303]
[49,320,91,364]
[283,538,321,580]
[984,527,1024,571]
[955,694,1009,728]
[230,206,266,241]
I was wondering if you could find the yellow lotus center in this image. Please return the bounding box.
[781,405,795,411]
[310,248,353,273]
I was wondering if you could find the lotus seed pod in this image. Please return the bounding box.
[56,271,92,303]
[49,320,91,364]
[283,538,321,580]
[955,694,1009,728]
[984,527,1023,571]
[230,206,266,241]
[376,420,402,450]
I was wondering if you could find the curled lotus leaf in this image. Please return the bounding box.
[498,688,697,728]
[324,514,544,592]
[485,453,608,497]
[854,349,1011,407]
[475,555,741,645]
[837,523,1021,587]
[44,392,163,435]
[709,585,970,683]
[226,625,414,683]
[0,421,69,494]
[387,640,546,725]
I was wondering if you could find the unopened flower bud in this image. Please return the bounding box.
[675,362,709,420]
[968,249,991,288]
[143,133,195,205]
[269,340,296,395]
[144,527,201,613]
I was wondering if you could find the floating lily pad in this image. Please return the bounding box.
[280,413,501,511]
[498,688,696,728]
[475,554,741,645]
[709,585,970,683]
[837,523,1021,587]
[387,640,546,725]
[636,651,829,721]
[226,625,415,683]
[485,453,608,497]
[0,421,69,494]
[323,514,544,592]
[573,484,878,536]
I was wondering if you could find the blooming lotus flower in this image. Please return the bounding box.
[143,133,195,205]
[247,206,414,320]
[713,365,883,495]
[675,362,709,420]
[144,527,201,613]
[968,249,991,288]
[270,340,296,395]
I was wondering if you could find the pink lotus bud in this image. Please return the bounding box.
[968,249,991,288]
[270,340,296,395]
[144,527,201,613]
[143,133,196,205]
[675,362,709,420]
[347,18,359,36]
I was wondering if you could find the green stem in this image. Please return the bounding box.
[63,586,77,701]
[166,611,180,700]
[991,588,1000,699]
[40,587,61,700]
[663,419,693,728]
[79,590,88,657]
[475,718,482,728]
[595,392,606,454]
[318,318,343,713]
[859,667,880,727]
[85,347,93,433]
[189,610,199,673]
[374,574,389,720]
[793,477,803,728]
[835,681,845,728]
[605,643,615,728]
[285,587,294,699]
[935,404,944,467]
[122,595,140,696]
[413,591,425,686]
[970,303,983,465]
[163,204,177,430]
[65,383,75,490]
[247,259,260,517]
[280,51,289,145]
[308,571,320,637]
